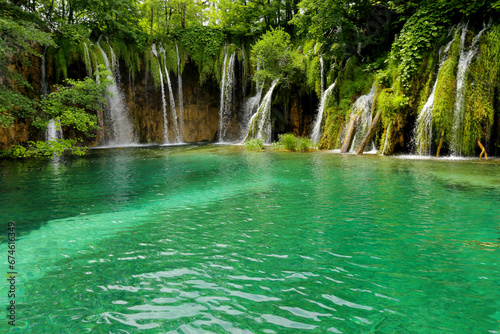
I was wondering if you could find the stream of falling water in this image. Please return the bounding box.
[161,45,180,143]
[175,42,184,142]
[152,44,170,143]
[311,79,336,143]
[348,87,376,153]
[218,51,236,142]
[97,41,136,145]
[42,46,63,142]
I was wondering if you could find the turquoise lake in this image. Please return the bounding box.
[1,145,499,333]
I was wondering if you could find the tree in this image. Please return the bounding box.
[251,27,301,84]
[0,13,55,128]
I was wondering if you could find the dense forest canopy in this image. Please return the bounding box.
[1,0,500,157]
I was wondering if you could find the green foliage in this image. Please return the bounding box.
[336,57,374,117]
[149,51,162,89]
[251,27,302,85]
[306,56,321,97]
[391,5,449,91]
[35,70,111,136]
[7,139,87,159]
[244,138,264,150]
[277,133,315,152]
[462,24,500,155]
[0,14,55,127]
[376,88,408,128]
[319,111,344,150]
[432,31,461,144]
[178,26,225,83]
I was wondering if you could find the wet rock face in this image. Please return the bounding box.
[0,121,30,150]
[181,62,220,142]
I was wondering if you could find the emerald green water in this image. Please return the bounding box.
[1,146,499,333]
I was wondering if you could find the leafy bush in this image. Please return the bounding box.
[278,133,315,152]
[7,139,87,159]
[244,138,264,150]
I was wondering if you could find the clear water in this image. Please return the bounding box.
[1,146,499,333]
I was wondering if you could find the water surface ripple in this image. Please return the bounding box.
[1,146,499,333]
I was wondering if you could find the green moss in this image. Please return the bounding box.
[318,110,344,150]
[306,56,321,97]
[432,30,461,145]
[149,49,161,89]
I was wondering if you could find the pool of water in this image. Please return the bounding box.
[1,146,499,333]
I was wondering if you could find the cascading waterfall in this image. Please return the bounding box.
[240,63,263,140]
[175,42,184,142]
[218,52,236,142]
[349,86,376,152]
[161,45,180,143]
[310,79,337,143]
[241,86,263,140]
[414,36,457,155]
[450,23,488,155]
[97,41,136,145]
[244,79,279,143]
[152,44,170,143]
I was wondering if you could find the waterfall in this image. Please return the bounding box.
[349,86,376,153]
[450,24,488,155]
[82,41,93,77]
[319,56,324,95]
[41,47,63,142]
[241,86,263,140]
[382,124,392,155]
[218,52,236,142]
[310,79,337,143]
[97,41,136,145]
[175,42,184,142]
[242,43,247,99]
[152,44,169,143]
[414,37,456,155]
[244,79,279,143]
[161,46,180,143]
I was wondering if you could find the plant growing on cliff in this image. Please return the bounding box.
[462,24,500,156]
[432,30,461,153]
[35,68,111,136]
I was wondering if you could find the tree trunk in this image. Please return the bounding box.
[477,137,488,160]
[355,109,381,155]
[341,114,359,153]
[436,129,444,157]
